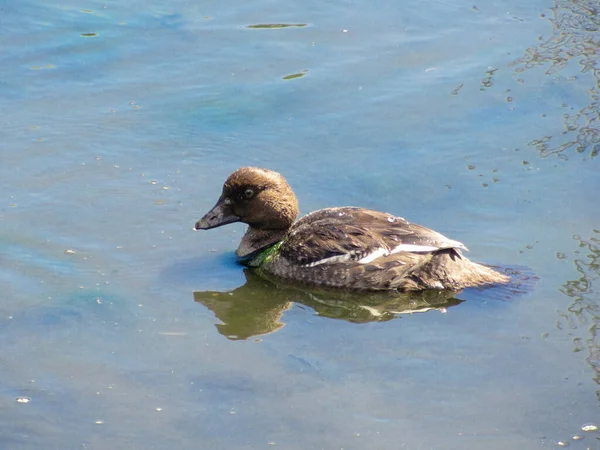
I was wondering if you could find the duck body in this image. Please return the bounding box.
[195,167,509,291]
[247,207,508,291]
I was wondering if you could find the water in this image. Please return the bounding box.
[1,0,599,448]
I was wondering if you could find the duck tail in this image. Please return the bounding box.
[413,249,511,290]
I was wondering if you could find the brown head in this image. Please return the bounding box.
[195,167,299,233]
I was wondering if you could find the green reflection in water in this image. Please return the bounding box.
[194,270,463,340]
[246,23,307,29]
[282,70,308,80]
[512,0,599,159]
[559,230,600,401]
[480,67,498,91]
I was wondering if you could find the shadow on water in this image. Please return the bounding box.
[558,230,600,403]
[194,266,536,340]
[512,0,600,159]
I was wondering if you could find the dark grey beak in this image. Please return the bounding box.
[194,195,240,230]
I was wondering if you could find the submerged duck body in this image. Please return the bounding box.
[195,167,509,291]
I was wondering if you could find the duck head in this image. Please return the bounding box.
[195,167,299,258]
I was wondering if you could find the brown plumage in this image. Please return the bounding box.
[195,167,510,291]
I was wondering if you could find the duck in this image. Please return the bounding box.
[194,167,510,291]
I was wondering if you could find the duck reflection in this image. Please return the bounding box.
[193,269,463,340]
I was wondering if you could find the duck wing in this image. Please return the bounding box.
[279,207,467,267]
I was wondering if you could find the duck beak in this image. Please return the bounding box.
[194,195,240,230]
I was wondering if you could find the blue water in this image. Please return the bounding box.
[2,0,599,448]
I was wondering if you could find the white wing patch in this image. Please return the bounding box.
[357,244,440,264]
[357,248,389,264]
[357,241,466,265]
[303,253,353,267]
[303,239,467,267]
[390,244,440,254]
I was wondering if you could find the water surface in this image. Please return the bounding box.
[1,0,599,449]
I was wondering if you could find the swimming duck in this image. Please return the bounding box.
[194,167,509,291]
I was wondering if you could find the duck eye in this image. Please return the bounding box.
[244,188,254,199]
